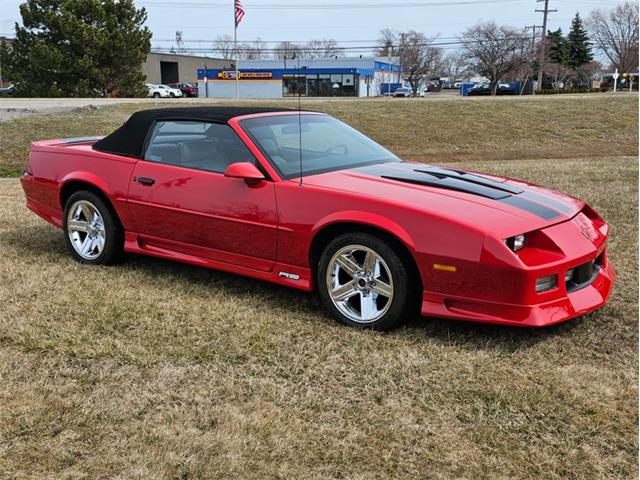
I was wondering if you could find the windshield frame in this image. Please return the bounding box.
[237,113,400,180]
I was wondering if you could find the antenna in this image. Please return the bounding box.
[175,31,185,54]
[297,56,304,187]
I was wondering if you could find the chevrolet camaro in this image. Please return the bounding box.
[21,107,614,329]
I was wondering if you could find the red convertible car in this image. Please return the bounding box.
[21,107,614,330]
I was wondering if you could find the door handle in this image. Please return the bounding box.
[134,176,155,186]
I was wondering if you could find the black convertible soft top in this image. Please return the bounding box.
[92,106,296,159]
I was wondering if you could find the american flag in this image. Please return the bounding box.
[234,0,245,28]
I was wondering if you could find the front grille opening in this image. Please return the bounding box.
[566,253,602,292]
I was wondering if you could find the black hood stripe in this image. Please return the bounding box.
[350,163,565,220]
[414,167,524,195]
[520,190,574,214]
[498,196,560,220]
[380,173,511,200]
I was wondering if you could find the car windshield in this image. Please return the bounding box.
[240,114,400,178]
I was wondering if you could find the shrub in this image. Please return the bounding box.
[534,87,608,94]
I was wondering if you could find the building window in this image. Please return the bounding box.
[283,75,306,96]
[283,73,359,97]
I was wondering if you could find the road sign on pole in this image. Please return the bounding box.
[612,69,619,93]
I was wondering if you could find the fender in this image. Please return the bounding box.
[60,171,113,200]
[311,210,416,252]
[58,171,132,227]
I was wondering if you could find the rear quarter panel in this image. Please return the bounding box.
[22,142,137,228]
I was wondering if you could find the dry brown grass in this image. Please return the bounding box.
[0,96,637,479]
[0,94,637,176]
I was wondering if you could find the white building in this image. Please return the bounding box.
[197,57,401,98]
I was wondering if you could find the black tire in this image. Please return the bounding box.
[63,190,124,265]
[153,92,160,98]
[317,232,415,330]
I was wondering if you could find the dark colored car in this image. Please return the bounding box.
[0,84,17,96]
[168,82,199,97]
[468,83,517,96]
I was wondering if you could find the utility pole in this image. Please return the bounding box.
[525,24,542,95]
[535,0,557,90]
[524,25,541,54]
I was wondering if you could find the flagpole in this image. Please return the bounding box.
[234,9,239,100]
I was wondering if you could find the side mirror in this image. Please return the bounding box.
[224,162,265,184]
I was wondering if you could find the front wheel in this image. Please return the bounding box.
[317,232,415,330]
[63,191,124,265]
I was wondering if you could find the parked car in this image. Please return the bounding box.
[392,87,413,97]
[0,84,17,96]
[21,107,614,330]
[418,82,441,96]
[468,83,517,96]
[168,82,198,97]
[146,84,183,98]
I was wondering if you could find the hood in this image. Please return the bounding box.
[304,162,584,237]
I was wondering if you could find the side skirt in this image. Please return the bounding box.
[123,232,313,291]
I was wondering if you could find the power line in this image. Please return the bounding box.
[150,36,469,44]
[139,0,530,9]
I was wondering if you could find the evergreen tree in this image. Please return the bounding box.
[0,0,151,97]
[547,28,570,66]
[567,13,593,68]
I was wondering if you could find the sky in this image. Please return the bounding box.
[0,0,630,56]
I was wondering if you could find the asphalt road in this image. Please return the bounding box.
[0,91,630,122]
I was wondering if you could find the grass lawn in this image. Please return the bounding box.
[0,94,637,176]
[0,95,637,478]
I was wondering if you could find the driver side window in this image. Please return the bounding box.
[144,120,256,173]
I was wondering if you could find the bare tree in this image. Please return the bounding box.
[376,28,396,57]
[238,38,267,60]
[573,59,601,87]
[442,51,470,81]
[587,3,639,73]
[213,34,235,59]
[376,29,442,95]
[544,61,574,88]
[275,41,302,60]
[461,22,529,95]
[305,39,340,58]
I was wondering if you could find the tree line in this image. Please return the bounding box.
[0,0,637,97]
[375,3,638,95]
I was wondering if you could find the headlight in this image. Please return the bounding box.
[506,234,526,252]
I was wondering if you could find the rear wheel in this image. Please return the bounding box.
[317,232,414,330]
[63,191,123,265]
[153,92,160,98]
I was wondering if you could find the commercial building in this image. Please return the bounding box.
[142,52,228,85]
[197,57,401,98]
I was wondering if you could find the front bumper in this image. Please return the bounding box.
[420,209,615,327]
[421,259,614,327]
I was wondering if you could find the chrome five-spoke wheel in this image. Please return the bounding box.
[326,244,394,324]
[66,200,106,260]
